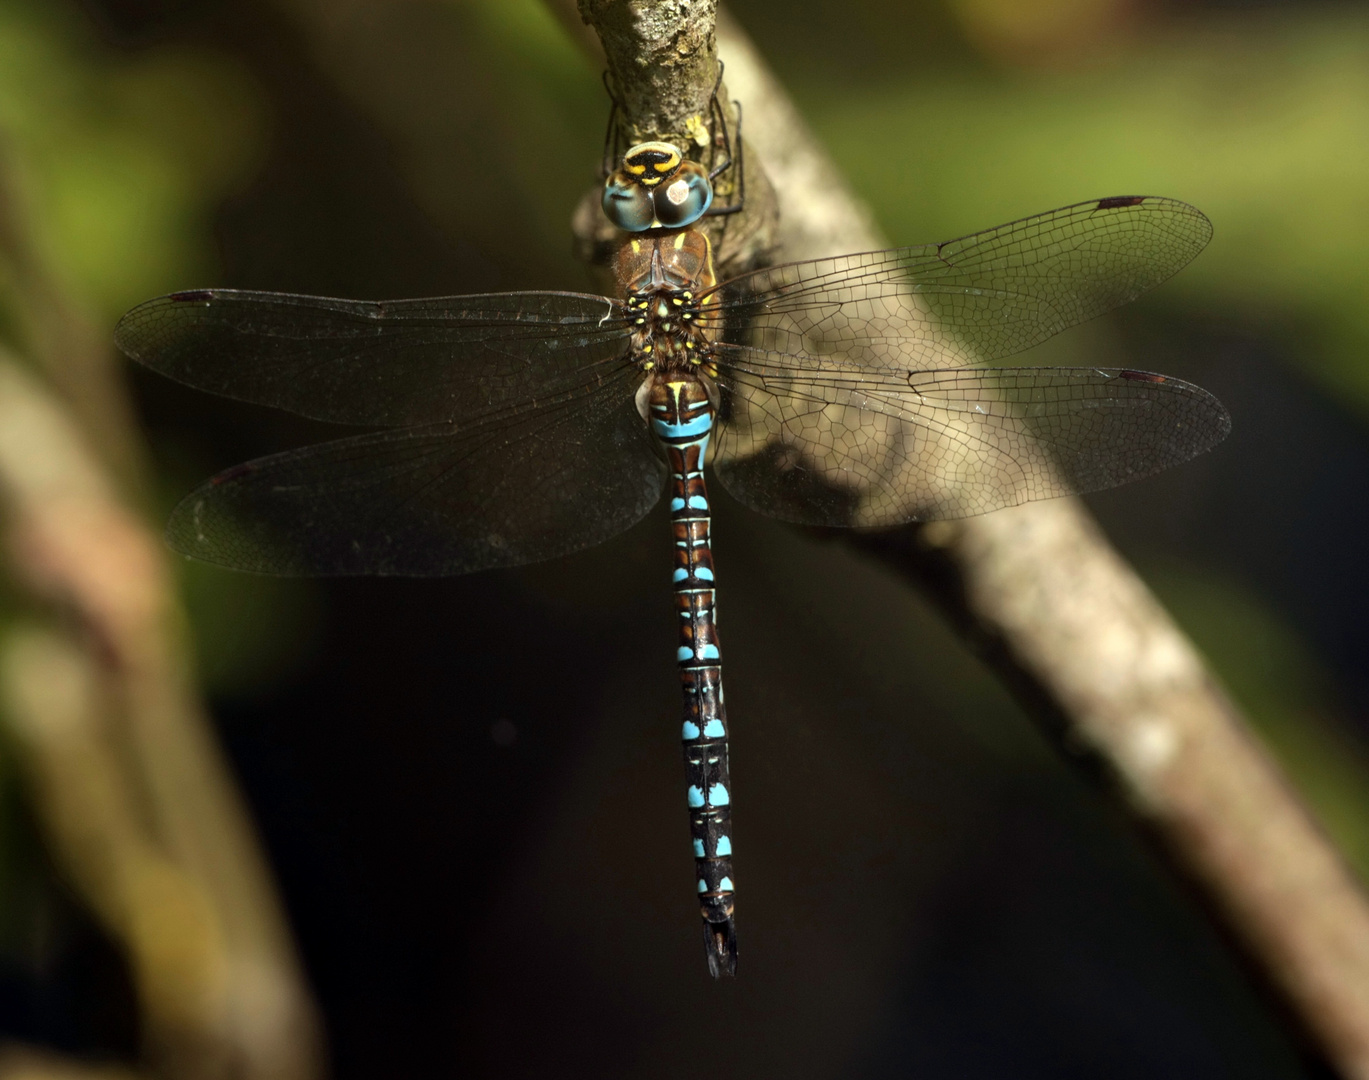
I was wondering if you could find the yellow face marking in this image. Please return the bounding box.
[623,141,682,185]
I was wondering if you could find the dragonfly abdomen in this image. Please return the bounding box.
[648,375,737,977]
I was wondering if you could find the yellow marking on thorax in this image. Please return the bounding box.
[673,232,687,250]
[698,232,718,297]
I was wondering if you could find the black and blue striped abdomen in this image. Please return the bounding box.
[647,376,737,977]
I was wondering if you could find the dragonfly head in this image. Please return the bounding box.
[603,141,714,232]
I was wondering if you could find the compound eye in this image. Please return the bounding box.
[651,161,713,228]
[602,172,655,232]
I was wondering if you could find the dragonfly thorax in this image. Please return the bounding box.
[624,288,710,372]
[618,228,718,375]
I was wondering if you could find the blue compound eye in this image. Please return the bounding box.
[603,174,655,232]
[651,161,713,228]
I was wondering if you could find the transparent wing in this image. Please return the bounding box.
[711,346,1230,526]
[166,365,664,576]
[116,288,630,426]
[700,197,1211,372]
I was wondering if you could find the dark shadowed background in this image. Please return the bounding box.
[1,0,1367,1076]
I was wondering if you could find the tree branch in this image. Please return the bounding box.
[563,1,1369,1073]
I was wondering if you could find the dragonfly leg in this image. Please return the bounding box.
[704,68,745,217]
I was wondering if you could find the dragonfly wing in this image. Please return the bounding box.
[116,289,630,426]
[702,197,1211,372]
[711,346,1230,526]
[166,366,664,575]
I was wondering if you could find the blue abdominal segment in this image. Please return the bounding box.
[650,375,737,978]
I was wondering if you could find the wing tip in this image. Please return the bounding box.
[1096,195,1147,210]
[115,289,222,357]
[1093,194,1214,246]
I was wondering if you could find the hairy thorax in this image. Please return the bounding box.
[616,228,720,375]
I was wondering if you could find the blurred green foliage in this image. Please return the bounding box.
[0,0,317,695]
[793,12,1369,415]
[0,0,265,324]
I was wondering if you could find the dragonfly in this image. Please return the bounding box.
[115,120,1228,978]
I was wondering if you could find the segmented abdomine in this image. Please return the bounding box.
[648,376,737,977]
